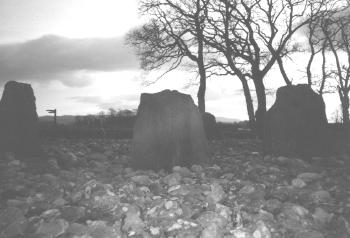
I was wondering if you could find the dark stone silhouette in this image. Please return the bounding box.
[131,90,209,170]
[263,84,329,157]
[202,112,221,140]
[0,81,41,156]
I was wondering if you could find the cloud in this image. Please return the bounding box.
[298,7,350,46]
[58,71,95,88]
[0,35,139,86]
[70,94,140,110]
[69,96,102,104]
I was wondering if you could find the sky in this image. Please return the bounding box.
[0,0,342,121]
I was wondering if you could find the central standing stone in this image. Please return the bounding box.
[131,90,209,170]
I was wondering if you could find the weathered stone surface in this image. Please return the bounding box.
[202,112,221,140]
[264,84,329,157]
[0,81,41,156]
[131,90,209,171]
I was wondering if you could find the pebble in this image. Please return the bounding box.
[312,208,332,226]
[65,223,89,236]
[163,172,182,186]
[173,166,192,177]
[191,164,203,173]
[206,182,226,204]
[197,211,227,228]
[167,222,182,231]
[310,190,332,204]
[296,230,325,238]
[36,219,69,238]
[131,175,152,186]
[253,221,271,238]
[292,178,307,188]
[297,173,322,183]
[201,223,224,238]
[123,206,145,234]
[150,226,160,235]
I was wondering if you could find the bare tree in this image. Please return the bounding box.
[304,1,349,95]
[306,14,323,87]
[303,0,350,125]
[203,0,330,136]
[320,12,350,124]
[200,0,257,128]
[127,0,212,113]
[304,17,334,97]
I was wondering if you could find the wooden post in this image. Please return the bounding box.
[46,109,57,126]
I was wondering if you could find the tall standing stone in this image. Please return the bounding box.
[263,84,330,157]
[131,90,209,171]
[0,81,41,156]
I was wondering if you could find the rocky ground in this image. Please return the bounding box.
[0,138,350,238]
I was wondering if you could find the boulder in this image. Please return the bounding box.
[0,81,41,156]
[131,90,209,170]
[201,112,221,140]
[263,84,329,157]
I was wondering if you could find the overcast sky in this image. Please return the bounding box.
[0,0,341,120]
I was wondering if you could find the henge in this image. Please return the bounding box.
[131,90,209,170]
[0,81,41,156]
[263,84,330,157]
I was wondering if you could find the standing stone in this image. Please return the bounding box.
[264,84,329,157]
[0,81,41,156]
[202,112,221,140]
[131,90,209,171]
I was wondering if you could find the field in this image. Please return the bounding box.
[0,136,350,237]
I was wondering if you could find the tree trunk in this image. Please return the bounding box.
[343,101,350,125]
[306,54,314,87]
[277,57,292,86]
[319,43,327,95]
[306,38,317,87]
[197,64,206,113]
[240,78,256,130]
[253,77,267,138]
[340,89,350,125]
[195,0,206,114]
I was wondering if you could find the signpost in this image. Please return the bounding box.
[46,109,57,126]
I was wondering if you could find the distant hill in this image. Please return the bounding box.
[40,115,240,125]
[216,117,240,123]
[39,115,76,125]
